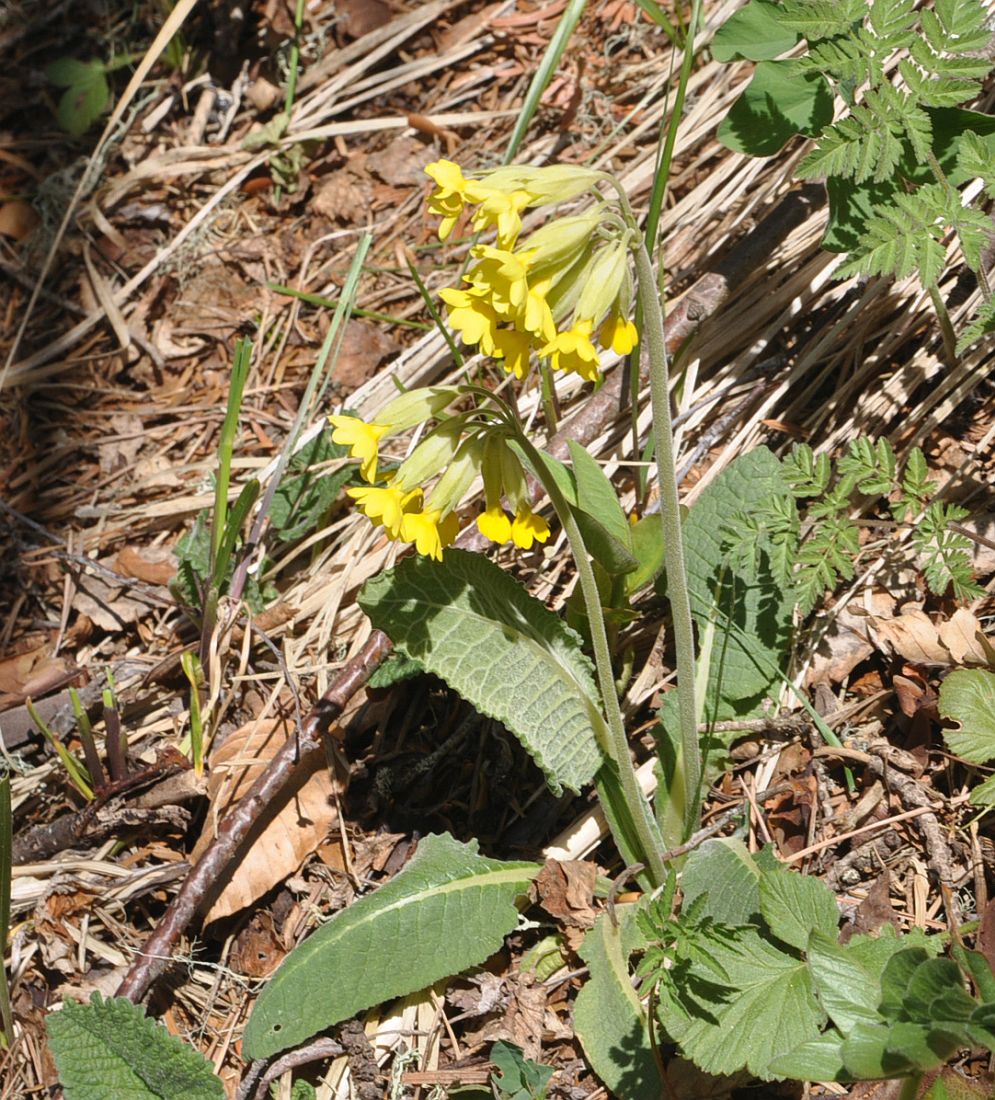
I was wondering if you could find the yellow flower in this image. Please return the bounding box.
[511,506,550,550]
[329,414,389,483]
[471,188,533,248]
[400,507,459,561]
[465,246,531,318]
[439,288,500,355]
[347,485,422,539]
[425,159,482,241]
[476,504,512,544]
[520,280,557,343]
[540,320,601,382]
[492,328,532,380]
[599,314,639,355]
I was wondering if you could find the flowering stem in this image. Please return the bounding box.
[514,435,665,888]
[632,236,702,841]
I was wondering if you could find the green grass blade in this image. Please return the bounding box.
[240,234,373,566]
[210,338,253,573]
[267,283,431,331]
[503,0,589,163]
[632,0,679,43]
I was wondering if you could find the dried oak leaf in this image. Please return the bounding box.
[531,859,597,929]
[192,717,340,923]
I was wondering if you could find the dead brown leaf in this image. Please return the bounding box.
[872,606,949,665]
[331,319,399,393]
[0,200,39,240]
[531,859,598,929]
[115,545,177,586]
[0,644,71,696]
[193,717,340,923]
[937,607,995,666]
[229,911,285,977]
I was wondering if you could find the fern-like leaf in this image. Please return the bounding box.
[782,444,832,498]
[795,514,860,614]
[928,0,993,53]
[955,298,995,353]
[912,501,984,600]
[777,0,866,42]
[838,437,897,497]
[956,131,995,199]
[892,447,932,520]
[869,0,917,46]
[836,185,949,285]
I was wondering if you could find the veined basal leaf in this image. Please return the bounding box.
[245,833,537,1058]
[359,549,606,794]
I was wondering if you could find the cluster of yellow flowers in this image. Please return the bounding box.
[330,388,549,561]
[330,160,641,561]
[426,159,639,383]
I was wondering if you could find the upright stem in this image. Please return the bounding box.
[633,237,702,840]
[515,435,665,887]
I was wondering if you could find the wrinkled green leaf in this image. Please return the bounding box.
[575,907,659,1100]
[47,994,223,1100]
[359,550,605,794]
[245,834,536,1058]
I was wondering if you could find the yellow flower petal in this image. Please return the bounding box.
[599,314,639,355]
[439,288,500,355]
[347,484,420,538]
[540,320,601,383]
[511,506,550,550]
[329,415,389,483]
[400,507,449,561]
[476,505,512,544]
[492,328,533,380]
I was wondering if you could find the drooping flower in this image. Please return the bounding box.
[511,506,550,550]
[476,504,512,544]
[540,320,601,382]
[425,159,481,241]
[439,287,500,355]
[329,415,389,483]
[491,328,532,380]
[599,314,639,355]
[471,188,533,248]
[347,484,421,539]
[400,507,460,561]
[465,246,532,318]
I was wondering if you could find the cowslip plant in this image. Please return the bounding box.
[712,0,995,352]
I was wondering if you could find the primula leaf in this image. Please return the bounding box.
[47,994,223,1100]
[712,0,801,61]
[567,441,631,549]
[245,834,537,1058]
[718,60,834,157]
[939,668,995,765]
[360,550,606,794]
[626,513,666,595]
[574,907,660,1100]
